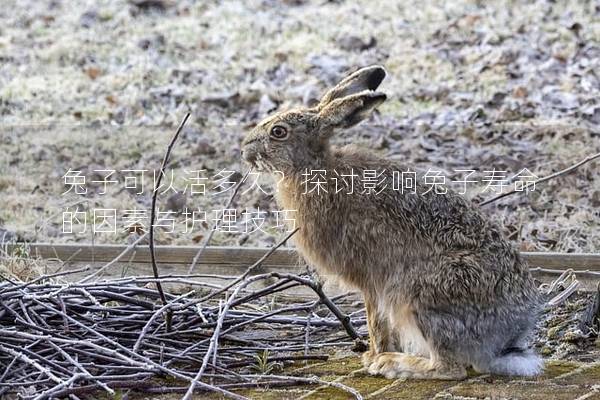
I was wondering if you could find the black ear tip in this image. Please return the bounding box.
[366,66,387,90]
[375,92,387,104]
[363,91,387,107]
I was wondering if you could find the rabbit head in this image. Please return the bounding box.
[241,65,387,174]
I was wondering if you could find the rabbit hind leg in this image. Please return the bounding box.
[368,306,467,380]
[362,295,395,367]
[368,352,467,380]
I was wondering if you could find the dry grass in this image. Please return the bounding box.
[0,244,44,282]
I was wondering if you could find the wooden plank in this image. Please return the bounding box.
[523,252,600,270]
[3,243,600,272]
[7,243,301,267]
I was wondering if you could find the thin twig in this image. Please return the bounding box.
[149,112,191,329]
[78,233,147,283]
[187,168,252,275]
[479,151,600,206]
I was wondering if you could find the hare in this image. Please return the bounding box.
[241,66,542,379]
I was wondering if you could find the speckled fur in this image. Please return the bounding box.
[241,66,542,379]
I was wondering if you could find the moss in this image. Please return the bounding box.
[547,325,562,339]
[540,361,582,379]
[234,388,309,400]
[301,386,354,400]
[555,364,600,386]
[370,379,458,400]
[541,346,554,356]
[473,360,581,386]
[448,381,589,400]
[295,356,363,377]
[302,374,391,400]
[341,374,396,395]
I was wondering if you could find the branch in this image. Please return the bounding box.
[78,233,147,283]
[270,272,363,343]
[479,151,600,207]
[187,169,252,275]
[149,112,191,328]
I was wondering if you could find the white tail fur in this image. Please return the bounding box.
[486,351,543,376]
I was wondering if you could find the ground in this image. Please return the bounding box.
[120,356,600,400]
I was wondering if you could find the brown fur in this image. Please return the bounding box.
[241,66,542,379]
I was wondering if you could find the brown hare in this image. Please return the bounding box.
[241,66,542,379]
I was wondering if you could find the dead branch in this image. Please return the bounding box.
[479,151,600,206]
[187,168,252,275]
[149,112,191,329]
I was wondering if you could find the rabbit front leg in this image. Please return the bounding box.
[362,295,394,367]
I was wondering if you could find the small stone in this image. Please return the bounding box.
[237,234,249,246]
[569,22,583,36]
[137,33,165,50]
[137,38,151,50]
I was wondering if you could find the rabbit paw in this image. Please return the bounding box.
[361,349,376,368]
[368,352,418,379]
[368,352,467,380]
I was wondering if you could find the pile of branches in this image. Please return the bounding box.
[0,263,367,399]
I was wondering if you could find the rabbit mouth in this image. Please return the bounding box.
[252,154,272,172]
[242,149,270,172]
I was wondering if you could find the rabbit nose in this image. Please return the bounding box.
[241,147,257,165]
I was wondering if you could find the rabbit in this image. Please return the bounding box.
[241,65,542,379]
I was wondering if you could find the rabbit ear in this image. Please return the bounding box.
[318,65,386,108]
[317,90,386,132]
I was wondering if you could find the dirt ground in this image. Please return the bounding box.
[1,0,599,251]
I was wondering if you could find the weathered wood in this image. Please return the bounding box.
[6,243,302,267]
[522,252,600,270]
[4,243,600,272]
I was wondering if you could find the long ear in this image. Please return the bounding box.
[317,90,386,133]
[318,65,386,109]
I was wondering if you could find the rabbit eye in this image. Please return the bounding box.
[270,125,288,140]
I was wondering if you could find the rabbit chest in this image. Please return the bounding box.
[275,175,373,289]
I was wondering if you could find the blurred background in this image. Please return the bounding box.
[0,0,599,252]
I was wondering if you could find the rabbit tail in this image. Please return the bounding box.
[483,348,543,376]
